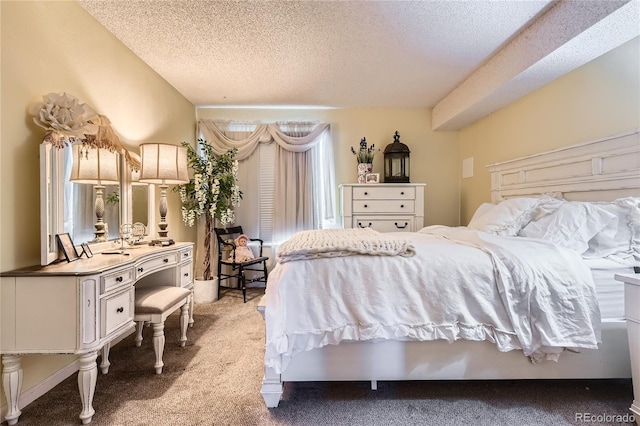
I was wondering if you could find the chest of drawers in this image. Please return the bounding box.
[340,183,426,232]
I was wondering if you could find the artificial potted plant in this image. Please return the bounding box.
[351,137,377,183]
[176,139,241,301]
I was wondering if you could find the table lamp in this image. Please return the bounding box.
[70,144,120,242]
[139,143,188,245]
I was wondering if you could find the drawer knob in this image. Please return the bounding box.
[138,267,144,273]
[116,276,123,282]
[116,307,124,313]
[400,191,405,195]
[163,258,169,263]
[395,222,408,229]
[364,204,368,208]
[358,222,372,228]
[364,192,368,195]
[400,204,404,208]
[184,253,189,257]
[184,273,189,277]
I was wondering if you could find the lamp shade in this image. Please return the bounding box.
[70,144,120,184]
[139,143,188,184]
[129,152,144,185]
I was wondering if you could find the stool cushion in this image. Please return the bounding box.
[135,286,191,314]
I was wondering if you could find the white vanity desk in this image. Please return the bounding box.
[1,242,194,425]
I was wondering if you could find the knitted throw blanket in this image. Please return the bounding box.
[276,228,416,263]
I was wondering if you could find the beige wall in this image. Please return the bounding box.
[197,108,460,226]
[459,37,640,224]
[0,1,195,407]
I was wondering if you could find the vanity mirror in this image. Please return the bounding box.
[40,144,154,265]
[40,144,123,265]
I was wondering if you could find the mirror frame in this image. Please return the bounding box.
[40,144,64,265]
[40,144,154,265]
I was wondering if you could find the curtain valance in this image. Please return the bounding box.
[198,120,330,160]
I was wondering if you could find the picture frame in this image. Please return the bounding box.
[365,173,380,184]
[56,233,81,262]
[81,242,93,258]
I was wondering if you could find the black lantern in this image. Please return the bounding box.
[383,131,410,183]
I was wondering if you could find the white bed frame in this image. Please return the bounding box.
[258,129,640,408]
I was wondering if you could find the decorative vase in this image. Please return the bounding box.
[194,277,218,303]
[357,163,373,183]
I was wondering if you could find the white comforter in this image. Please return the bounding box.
[264,226,601,374]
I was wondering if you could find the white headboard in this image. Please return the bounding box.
[487,129,640,203]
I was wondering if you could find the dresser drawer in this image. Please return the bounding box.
[179,261,193,287]
[178,247,193,263]
[354,217,414,232]
[135,252,179,279]
[353,186,415,200]
[101,287,134,338]
[101,267,135,294]
[353,200,415,214]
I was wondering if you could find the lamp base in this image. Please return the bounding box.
[149,238,175,247]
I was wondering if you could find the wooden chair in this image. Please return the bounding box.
[214,226,269,302]
[133,285,191,374]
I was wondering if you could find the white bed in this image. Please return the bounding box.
[258,130,640,408]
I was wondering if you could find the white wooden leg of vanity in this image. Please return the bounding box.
[135,321,145,347]
[77,351,98,424]
[261,366,283,408]
[99,342,111,375]
[2,354,23,426]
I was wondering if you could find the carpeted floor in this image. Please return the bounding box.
[9,288,636,426]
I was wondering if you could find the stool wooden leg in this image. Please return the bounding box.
[179,302,189,347]
[152,322,165,374]
[135,321,144,347]
[188,290,194,328]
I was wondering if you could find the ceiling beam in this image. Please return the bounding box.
[432,0,639,131]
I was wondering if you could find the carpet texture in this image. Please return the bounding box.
[10,288,635,426]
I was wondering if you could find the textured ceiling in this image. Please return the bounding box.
[77,0,639,130]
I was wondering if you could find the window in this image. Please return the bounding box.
[198,120,335,246]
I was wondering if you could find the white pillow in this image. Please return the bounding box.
[583,197,640,260]
[468,203,495,225]
[519,202,617,254]
[468,197,552,236]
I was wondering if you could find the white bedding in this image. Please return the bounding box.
[276,227,415,263]
[265,226,601,375]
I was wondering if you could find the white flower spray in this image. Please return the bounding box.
[173,140,242,280]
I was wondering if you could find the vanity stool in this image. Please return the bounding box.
[134,285,191,374]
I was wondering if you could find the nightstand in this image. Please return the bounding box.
[615,273,640,420]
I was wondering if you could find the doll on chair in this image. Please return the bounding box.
[230,234,255,263]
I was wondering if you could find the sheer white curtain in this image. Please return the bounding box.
[198,119,335,246]
[200,121,262,238]
[271,122,334,244]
